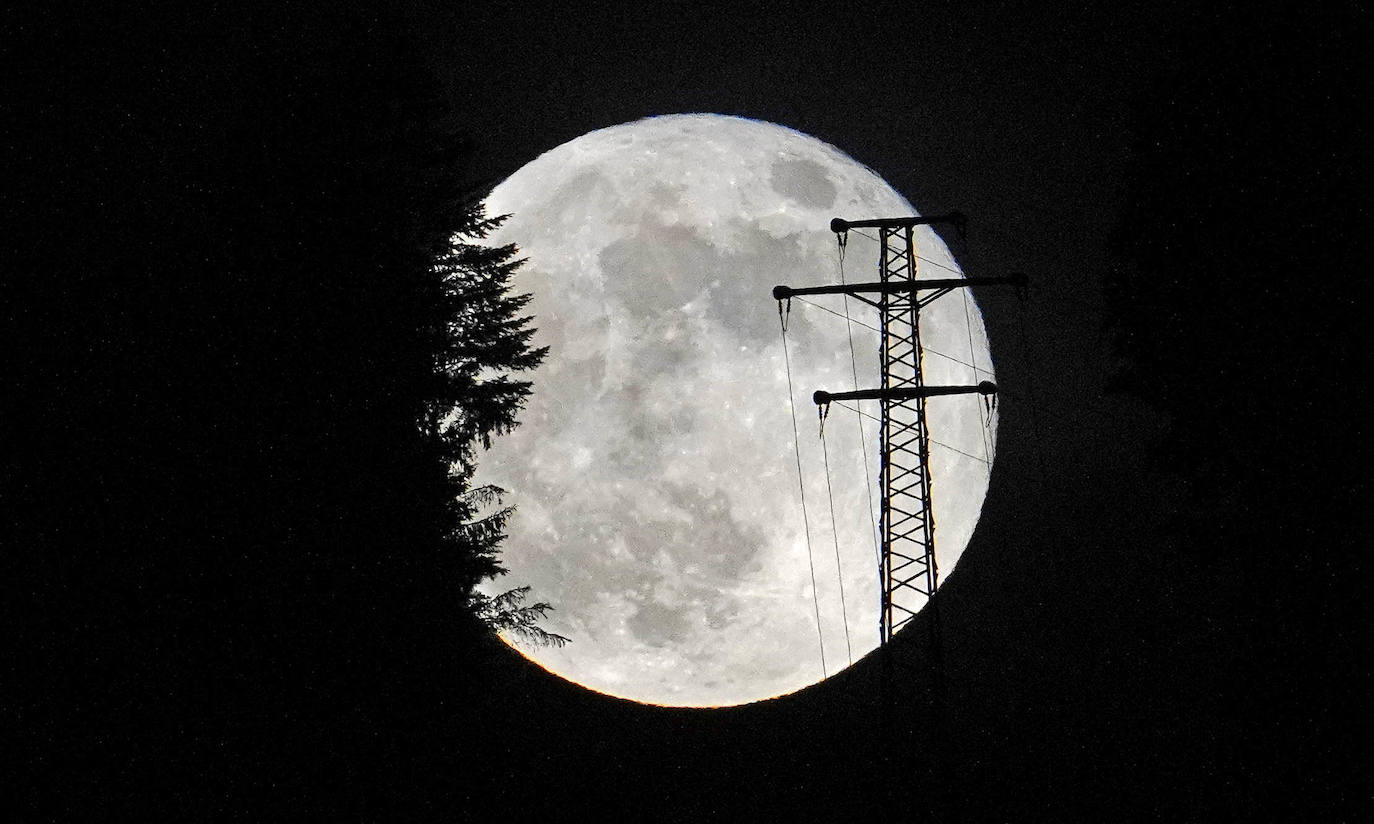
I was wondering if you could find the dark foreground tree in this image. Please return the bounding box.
[7,8,549,817]
[470,584,571,649]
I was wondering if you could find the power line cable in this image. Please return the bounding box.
[797,294,1126,427]
[820,418,853,666]
[848,227,964,278]
[795,296,988,375]
[795,297,879,334]
[961,283,995,472]
[830,401,992,467]
[834,239,883,579]
[778,300,827,679]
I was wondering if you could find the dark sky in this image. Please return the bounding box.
[400,3,1367,819]
[11,2,1366,819]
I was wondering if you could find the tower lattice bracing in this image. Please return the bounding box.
[877,226,944,642]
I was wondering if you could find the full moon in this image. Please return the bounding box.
[477,114,996,707]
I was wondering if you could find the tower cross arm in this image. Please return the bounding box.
[830,212,967,233]
[772,273,1026,301]
[813,382,997,405]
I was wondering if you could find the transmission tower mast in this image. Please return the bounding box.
[773,213,1024,644]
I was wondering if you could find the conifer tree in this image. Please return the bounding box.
[425,209,553,621]
[8,9,559,813]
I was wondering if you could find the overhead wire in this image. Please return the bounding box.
[820,412,854,666]
[778,299,828,679]
[807,298,1129,457]
[961,283,996,473]
[834,238,1115,432]
[825,226,1081,479]
[775,221,1099,672]
[830,401,992,466]
[795,297,880,334]
[835,236,883,585]
[801,230,1003,475]
[796,295,1007,380]
[848,226,964,278]
[831,380,1125,451]
[817,226,1006,475]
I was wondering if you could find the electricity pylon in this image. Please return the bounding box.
[773,214,1025,643]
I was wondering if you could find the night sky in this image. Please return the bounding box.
[10,2,1368,819]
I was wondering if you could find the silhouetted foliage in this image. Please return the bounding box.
[471,586,572,649]
[427,218,549,602]
[7,7,549,817]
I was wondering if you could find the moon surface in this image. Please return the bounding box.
[477,114,996,707]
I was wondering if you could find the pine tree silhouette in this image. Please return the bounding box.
[8,8,552,816]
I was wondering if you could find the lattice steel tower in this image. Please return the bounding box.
[773,214,1024,643]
